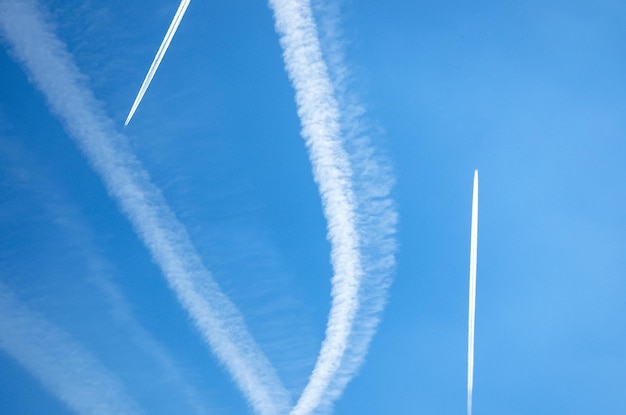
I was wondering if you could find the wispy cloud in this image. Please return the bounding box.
[0,136,211,415]
[93,276,213,415]
[0,1,290,414]
[467,170,479,415]
[52,204,214,415]
[267,0,397,413]
[0,283,143,415]
[125,0,191,126]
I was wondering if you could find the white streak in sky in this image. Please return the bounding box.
[268,0,397,413]
[124,0,190,126]
[0,1,290,414]
[468,170,479,415]
[93,277,212,415]
[51,205,213,415]
[0,283,143,415]
[0,140,211,415]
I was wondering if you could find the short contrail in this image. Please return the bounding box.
[0,1,290,414]
[268,0,397,413]
[467,169,479,415]
[0,283,143,415]
[124,0,190,126]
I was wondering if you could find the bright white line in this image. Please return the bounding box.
[0,283,143,415]
[124,0,191,126]
[0,1,290,414]
[468,169,479,415]
[268,0,397,414]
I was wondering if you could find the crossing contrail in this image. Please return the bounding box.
[0,1,291,414]
[268,0,397,413]
[0,0,396,413]
[468,169,479,415]
[124,0,190,126]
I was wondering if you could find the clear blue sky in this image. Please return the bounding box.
[0,0,625,414]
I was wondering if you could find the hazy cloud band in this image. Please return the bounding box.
[0,283,143,415]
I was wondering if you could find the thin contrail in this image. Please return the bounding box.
[0,1,290,414]
[468,169,479,415]
[124,0,190,126]
[0,283,143,415]
[268,0,397,414]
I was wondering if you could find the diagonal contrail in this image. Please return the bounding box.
[124,0,191,126]
[0,283,143,415]
[0,140,212,415]
[268,1,397,414]
[0,1,291,414]
[468,169,479,415]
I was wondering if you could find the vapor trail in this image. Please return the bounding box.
[124,0,190,126]
[0,140,212,415]
[0,1,290,414]
[268,1,397,413]
[0,283,143,415]
[467,170,479,415]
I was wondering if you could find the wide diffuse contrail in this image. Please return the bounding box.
[124,0,190,126]
[467,169,479,415]
[0,1,290,413]
[268,0,397,413]
[0,283,143,415]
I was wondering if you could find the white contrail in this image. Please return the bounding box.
[0,1,290,414]
[268,0,397,414]
[468,170,479,415]
[0,283,143,415]
[124,0,190,126]
[309,2,397,408]
[0,140,212,415]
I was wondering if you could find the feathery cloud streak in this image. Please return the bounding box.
[268,0,397,413]
[0,1,290,414]
[0,283,143,415]
[468,170,479,415]
[125,0,191,126]
[310,2,397,409]
[0,139,211,415]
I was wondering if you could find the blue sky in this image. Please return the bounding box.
[1,0,625,414]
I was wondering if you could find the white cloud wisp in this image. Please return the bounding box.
[468,169,479,415]
[124,0,191,126]
[0,138,212,415]
[0,283,143,415]
[0,1,290,414]
[268,0,397,413]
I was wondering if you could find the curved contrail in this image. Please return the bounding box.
[268,0,397,413]
[1,0,396,413]
[0,1,291,414]
[468,169,479,415]
[125,0,191,126]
